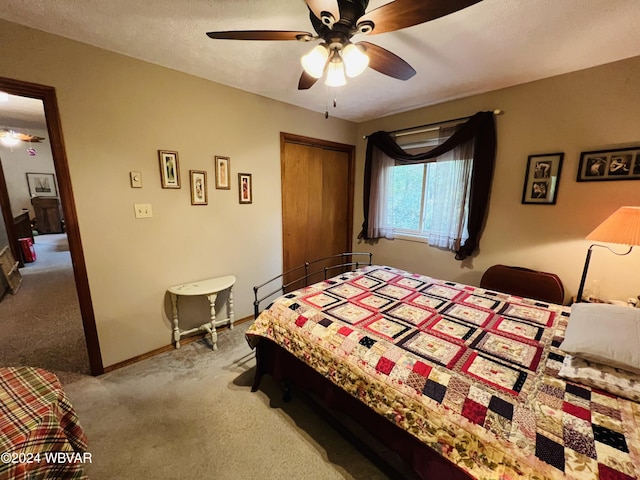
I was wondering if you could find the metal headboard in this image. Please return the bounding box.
[253,252,373,319]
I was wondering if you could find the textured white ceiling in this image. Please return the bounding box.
[1,0,640,122]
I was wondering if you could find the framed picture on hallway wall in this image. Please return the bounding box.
[26,172,57,197]
[521,152,564,205]
[158,150,180,188]
[238,173,252,204]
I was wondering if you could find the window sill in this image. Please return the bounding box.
[393,233,430,244]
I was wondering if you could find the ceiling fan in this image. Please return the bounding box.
[0,128,45,146]
[206,0,482,90]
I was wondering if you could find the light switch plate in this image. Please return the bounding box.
[134,203,152,218]
[130,171,142,188]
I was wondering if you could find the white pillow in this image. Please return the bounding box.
[560,303,640,373]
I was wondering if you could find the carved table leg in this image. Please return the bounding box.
[228,287,235,330]
[206,293,218,351]
[170,293,181,349]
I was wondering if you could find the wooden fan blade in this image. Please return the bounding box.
[298,71,319,90]
[359,0,482,35]
[206,30,313,41]
[305,0,340,23]
[358,41,416,80]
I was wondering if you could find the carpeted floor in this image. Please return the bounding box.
[0,233,91,384]
[64,322,406,479]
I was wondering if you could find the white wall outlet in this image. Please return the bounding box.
[134,203,153,218]
[130,171,142,188]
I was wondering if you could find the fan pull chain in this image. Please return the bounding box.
[324,88,338,119]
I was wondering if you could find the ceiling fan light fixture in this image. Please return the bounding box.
[0,131,21,147]
[301,44,329,79]
[342,43,369,78]
[324,56,346,87]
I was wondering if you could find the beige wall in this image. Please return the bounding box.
[0,19,358,367]
[355,56,640,305]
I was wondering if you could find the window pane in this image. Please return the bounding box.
[390,164,423,231]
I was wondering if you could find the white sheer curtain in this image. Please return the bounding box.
[423,126,473,250]
[366,146,396,239]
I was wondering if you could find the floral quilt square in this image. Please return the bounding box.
[399,331,465,368]
[385,303,435,327]
[493,317,544,341]
[500,303,555,326]
[428,317,477,342]
[442,303,494,327]
[326,303,377,325]
[327,283,367,299]
[420,284,464,300]
[461,352,528,395]
[301,292,343,309]
[374,284,414,300]
[470,331,543,371]
[351,292,396,312]
[360,317,412,342]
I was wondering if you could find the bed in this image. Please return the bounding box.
[0,366,88,480]
[247,262,640,479]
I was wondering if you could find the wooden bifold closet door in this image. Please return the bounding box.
[281,133,355,289]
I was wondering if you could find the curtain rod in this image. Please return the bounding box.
[363,109,503,139]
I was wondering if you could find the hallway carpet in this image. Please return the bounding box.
[0,233,91,384]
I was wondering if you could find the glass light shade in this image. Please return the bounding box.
[0,92,9,102]
[586,206,640,246]
[0,134,20,147]
[342,44,369,78]
[325,58,346,87]
[301,45,329,79]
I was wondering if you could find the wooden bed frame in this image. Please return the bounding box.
[251,253,472,480]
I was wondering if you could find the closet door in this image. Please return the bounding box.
[281,133,354,289]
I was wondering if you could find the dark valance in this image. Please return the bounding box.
[358,111,497,260]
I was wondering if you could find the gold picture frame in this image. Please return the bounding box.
[189,170,208,205]
[158,150,180,188]
[215,156,230,190]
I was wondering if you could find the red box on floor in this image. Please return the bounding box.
[18,237,36,263]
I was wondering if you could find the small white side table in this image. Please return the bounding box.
[168,275,236,351]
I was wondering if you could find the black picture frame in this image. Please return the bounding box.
[577,146,640,182]
[521,153,564,205]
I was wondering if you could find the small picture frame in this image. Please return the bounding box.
[521,153,564,205]
[215,156,230,190]
[577,146,640,181]
[189,170,208,205]
[26,172,57,197]
[158,150,180,188]
[238,173,252,204]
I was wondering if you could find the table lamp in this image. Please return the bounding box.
[576,206,640,302]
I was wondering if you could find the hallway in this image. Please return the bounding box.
[0,233,91,384]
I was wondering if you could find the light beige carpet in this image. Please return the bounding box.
[0,233,90,384]
[64,322,407,479]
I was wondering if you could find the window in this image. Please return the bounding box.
[385,126,472,250]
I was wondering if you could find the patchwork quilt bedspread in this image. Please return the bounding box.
[247,265,640,480]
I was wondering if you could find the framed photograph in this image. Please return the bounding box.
[577,146,640,181]
[521,153,564,205]
[26,172,57,197]
[215,156,230,190]
[158,150,180,188]
[238,173,252,204]
[189,170,208,205]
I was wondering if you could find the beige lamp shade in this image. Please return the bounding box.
[586,206,640,246]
